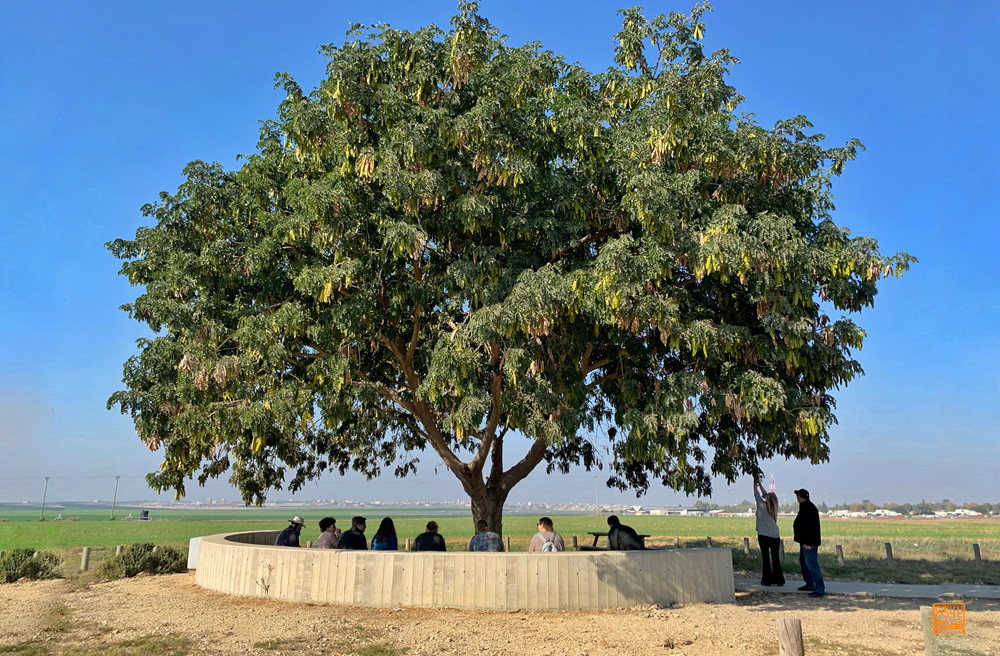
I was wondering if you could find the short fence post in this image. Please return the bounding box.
[572,535,578,551]
[81,547,91,572]
[116,545,124,557]
[836,544,845,566]
[674,537,680,548]
[973,543,982,568]
[777,618,805,656]
[305,541,313,549]
[405,538,411,551]
[778,539,785,561]
[706,536,713,548]
[885,542,894,567]
[506,536,512,552]
[743,537,751,555]
[920,605,940,656]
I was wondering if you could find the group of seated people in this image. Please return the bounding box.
[275,514,646,551]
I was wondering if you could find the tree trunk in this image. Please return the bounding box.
[469,486,507,538]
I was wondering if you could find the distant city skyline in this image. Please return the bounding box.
[1,1,998,507]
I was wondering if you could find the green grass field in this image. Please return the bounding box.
[2,505,998,585]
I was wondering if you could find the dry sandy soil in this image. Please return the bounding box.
[2,573,998,656]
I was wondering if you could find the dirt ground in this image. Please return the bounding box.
[2,573,999,656]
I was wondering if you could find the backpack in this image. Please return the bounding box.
[541,537,557,552]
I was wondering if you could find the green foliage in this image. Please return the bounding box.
[98,543,187,580]
[0,549,61,583]
[108,2,912,519]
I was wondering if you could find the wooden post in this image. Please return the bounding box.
[743,537,751,555]
[572,535,578,551]
[920,605,938,656]
[836,544,845,566]
[973,543,982,568]
[706,536,713,548]
[885,542,894,567]
[674,537,680,548]
[81,547,91,572]
[116,545,124,557]
[506,536,512,552]
[778,539,785,561]
[405,538,411,551]
[305,541,313,549]
[777,618,805,656]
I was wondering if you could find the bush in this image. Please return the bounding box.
[99,543,187,580]
[0,549,61,583]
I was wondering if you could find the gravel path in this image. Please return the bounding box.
[2,573,999,655]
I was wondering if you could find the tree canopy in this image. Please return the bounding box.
[108,2,912,532]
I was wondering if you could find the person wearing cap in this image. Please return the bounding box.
[337,516,368,550]
[792,488,825,597]
[411,521,447,551]
[275,516,305,547]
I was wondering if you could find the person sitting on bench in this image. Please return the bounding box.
[606,515,644,550]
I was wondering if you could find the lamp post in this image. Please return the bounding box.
[592,475,599,513]
[39,476,50,520]
[111,475,120,520]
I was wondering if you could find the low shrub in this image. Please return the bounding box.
[98,543,187,580]
[0,549,61,583]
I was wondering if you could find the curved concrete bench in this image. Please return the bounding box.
[194,530,735,610]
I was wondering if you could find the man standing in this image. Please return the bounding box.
[606,515,644,550]
[337,516,368,550]
[528,517,565,552]
[793,488,825,597]
[274,516,305,547]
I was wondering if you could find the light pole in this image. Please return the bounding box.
[39,476,50,520]
[111,475,120,520]
[592,475,599,513]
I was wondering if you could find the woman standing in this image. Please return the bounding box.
[370,517,398,551]
[754,478,785,586]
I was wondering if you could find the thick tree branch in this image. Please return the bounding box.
[501,436,547,491]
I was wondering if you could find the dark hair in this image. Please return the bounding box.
[607,515,620,527]
[319,517,336,532]
[426,520,439,532]
[476,519,489,532]
[352,516,367,527]
[538,517,553,530]
[374,517,396,541]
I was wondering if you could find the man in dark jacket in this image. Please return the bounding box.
[607,515,644,550]
[792,488,825,597]
[337,516,368,550]
[412,520,447,551]
[274,516,304,547]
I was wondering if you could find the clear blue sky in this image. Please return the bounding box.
[1,1,997,506]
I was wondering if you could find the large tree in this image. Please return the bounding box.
[109,2,912,534]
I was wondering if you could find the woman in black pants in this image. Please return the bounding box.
[754,478,785,586]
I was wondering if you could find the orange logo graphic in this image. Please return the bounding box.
[932,603,965,634]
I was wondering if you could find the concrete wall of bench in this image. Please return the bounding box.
[194,530,735,610]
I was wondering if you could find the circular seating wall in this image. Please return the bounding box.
[193,530,735,610]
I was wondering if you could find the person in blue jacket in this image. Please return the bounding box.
[370,517,398,550]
